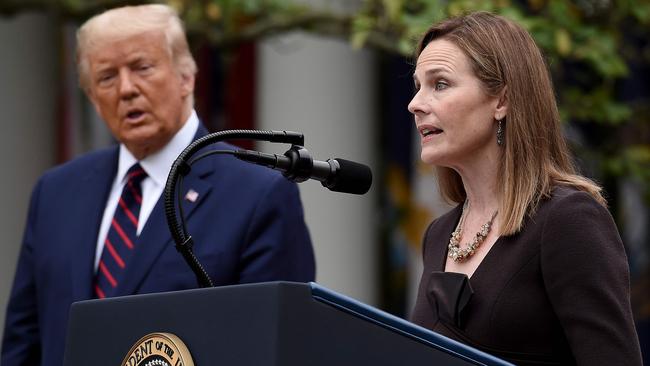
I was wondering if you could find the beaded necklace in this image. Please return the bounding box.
[448,200,498,262]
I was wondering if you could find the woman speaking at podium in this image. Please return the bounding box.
[408,11,643,365]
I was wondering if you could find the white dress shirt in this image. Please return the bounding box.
[93,111,200,270]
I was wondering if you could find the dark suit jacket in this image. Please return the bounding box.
[411,186,643,365]
[1,126,315,366]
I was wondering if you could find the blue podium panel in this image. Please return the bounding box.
[309,283,512,365]
[64,282,512,365]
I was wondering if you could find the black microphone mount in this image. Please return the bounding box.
[164,129,372,288]
[164,130,304,288]
[233,146,372,195]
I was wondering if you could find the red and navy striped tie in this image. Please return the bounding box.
[94,163,147,299]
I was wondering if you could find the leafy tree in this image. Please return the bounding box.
[2,0,647,198]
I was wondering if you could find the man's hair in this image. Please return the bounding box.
[415,11,604,235]
[76,4,197,92]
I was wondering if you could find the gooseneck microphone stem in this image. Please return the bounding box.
[164,130,304,288]
[176,150,236,263]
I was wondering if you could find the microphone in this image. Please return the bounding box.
[234,146,372,195]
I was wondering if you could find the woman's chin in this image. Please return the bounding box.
[420,150,444,166]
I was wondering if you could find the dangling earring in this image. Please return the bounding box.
[496,119,505,146]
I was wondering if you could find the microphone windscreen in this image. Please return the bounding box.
[327,158,372,194]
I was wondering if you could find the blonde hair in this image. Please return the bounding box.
[416,12,605,235]
[76,4,197,92]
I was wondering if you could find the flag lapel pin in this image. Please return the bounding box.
[185,189,199,203]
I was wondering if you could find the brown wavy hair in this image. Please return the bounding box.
[415,11,605,235]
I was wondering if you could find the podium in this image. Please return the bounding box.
[63,282,512,365]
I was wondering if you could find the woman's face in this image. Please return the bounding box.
[408,39,503,169]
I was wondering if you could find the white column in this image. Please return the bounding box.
[257,33,379,305]
[0,13,57,331]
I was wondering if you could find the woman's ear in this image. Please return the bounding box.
[494,86,508,120]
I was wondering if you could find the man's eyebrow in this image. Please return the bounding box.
[128,56,148,64]
[93,64,115,74]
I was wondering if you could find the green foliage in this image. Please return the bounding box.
[222,0,650,198]
[0,0,647,196]
[348,0,650,198]
[603,145,650,200]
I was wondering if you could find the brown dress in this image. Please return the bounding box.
[410,186,643,365]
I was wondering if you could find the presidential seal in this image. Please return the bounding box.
[121,333,194,366]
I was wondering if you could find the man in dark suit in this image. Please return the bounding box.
[1,4,315,365]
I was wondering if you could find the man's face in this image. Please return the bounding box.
[85,31,194,159]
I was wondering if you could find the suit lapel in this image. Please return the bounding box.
[116,125,215,296]
[70,148,119,301]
